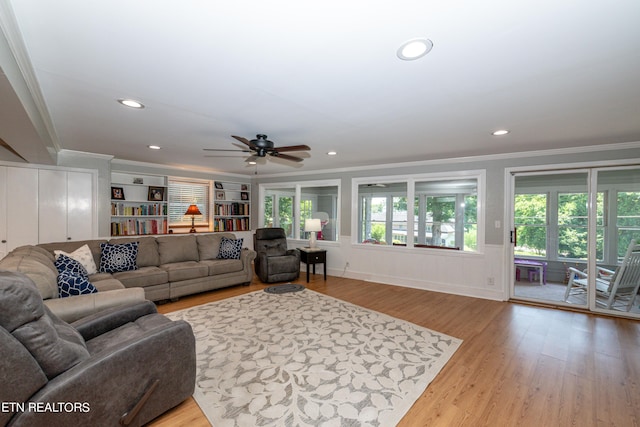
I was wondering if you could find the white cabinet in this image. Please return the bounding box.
[38,169,94,244]
[0,166,39,257]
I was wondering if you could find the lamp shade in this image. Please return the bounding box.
[184,204,202,216]
[304,218,322,232]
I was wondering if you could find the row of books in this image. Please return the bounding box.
[214,202,249,216]
[111,202,167,216]
[110,219,168,236]
[214,218,250,232]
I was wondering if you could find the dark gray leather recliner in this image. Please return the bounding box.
[253,228,300,283]
[0,270,195,427]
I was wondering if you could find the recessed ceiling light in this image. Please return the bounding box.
[117,98,145,109]
[492,129,510,136]
[327,151,337,156]
[147,145,161,150]
[397,38,433,61]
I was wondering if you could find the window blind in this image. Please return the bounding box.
[168,180,209,226]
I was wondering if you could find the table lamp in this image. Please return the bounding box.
[184,204,202,233]
[304,218,322,248]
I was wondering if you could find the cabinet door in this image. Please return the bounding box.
[6,167,39,251]
[39,169,68,243]
[39,169,94,243]
[67,171,93,240]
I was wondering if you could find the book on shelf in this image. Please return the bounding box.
[111,202,167,216]
[214,217,249,232]
[214,202,249,216]
[110,218,168,236]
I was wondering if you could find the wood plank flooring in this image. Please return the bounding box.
[149,274,640,427]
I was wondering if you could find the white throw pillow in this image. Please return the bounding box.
[54,244,98,275]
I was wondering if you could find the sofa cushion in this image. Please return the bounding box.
[0,255,58,300]
[110,236,160,267]
[84,313,172,355]
[99,242,139,273]
[57,271,98,298]
[218,237,243,260]
[160,261,208,282]
[91,278,125,292]
[113,266,168,288]
[157,235,199,264]
[54,244,98,275]
[200,259,244,275]
[0,271,90,380]
[55,254,89,278]
[196,234,224,260]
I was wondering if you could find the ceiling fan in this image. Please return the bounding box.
[204,134,310,163]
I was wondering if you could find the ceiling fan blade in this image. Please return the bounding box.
[272,144,311,152]
[270,152,304,162]
[204,155,248,158]
[244,155,259,163]
[232,135,257,149]
[203,148,250,152]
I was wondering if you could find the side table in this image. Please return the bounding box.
[298,248,327,282]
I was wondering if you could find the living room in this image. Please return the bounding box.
[2,1,640,426]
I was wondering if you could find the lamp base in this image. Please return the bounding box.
[189,217,197,233]
[189,228,197,233]
[309,233,317,248]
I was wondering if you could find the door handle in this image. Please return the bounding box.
[510,229,517,246]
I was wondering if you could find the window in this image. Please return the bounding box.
[514,193,547,257]
[260,181,340,241]
[557,192,605,260]
[356,173,483,252]
[168,179,210,228]
[616,191,640,259]
[358,183,407,244]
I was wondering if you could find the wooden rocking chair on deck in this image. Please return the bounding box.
[564,239,640,311]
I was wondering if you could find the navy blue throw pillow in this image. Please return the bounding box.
[99,242,139,273]
[54,254,89,278]
[217,237,243,260]
[57,271,98,298]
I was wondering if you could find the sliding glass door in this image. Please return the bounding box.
[512,171,590,307]
[592,167,640,317]
[510,166,640,318]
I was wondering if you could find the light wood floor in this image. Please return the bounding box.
[149,274,640,427]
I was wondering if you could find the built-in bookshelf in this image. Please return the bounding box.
[213,181,250,232]
[110,172,168,236]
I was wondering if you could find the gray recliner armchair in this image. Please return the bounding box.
[253,228,301,283]
[0,270,196,427]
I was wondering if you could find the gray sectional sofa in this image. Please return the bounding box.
[0,233,256,322]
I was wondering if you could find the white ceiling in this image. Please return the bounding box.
[1,0,640,175]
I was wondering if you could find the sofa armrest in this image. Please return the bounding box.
[285,249,301,261]
[240,248,257,264]
[44,287,146,323]
[240,248,257,274]
[72,300,158,341]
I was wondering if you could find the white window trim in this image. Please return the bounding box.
[258,179,341,241]
[352,170,486,254]
[168,176,212,229]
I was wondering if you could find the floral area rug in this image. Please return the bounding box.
[166,289,462,427]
